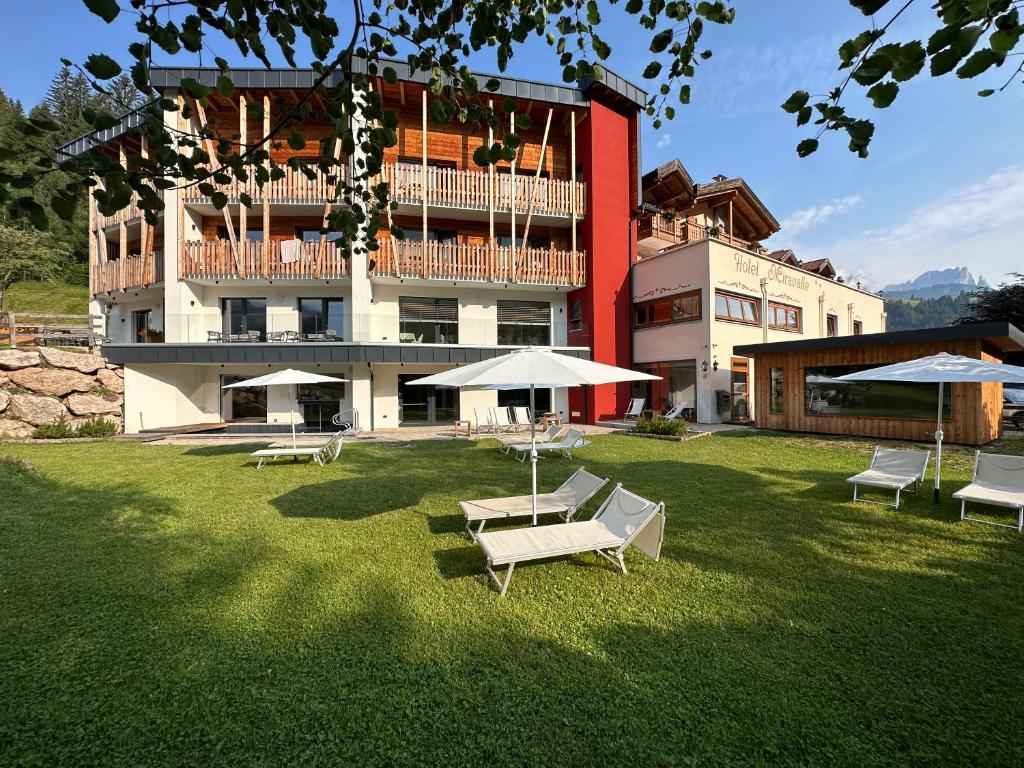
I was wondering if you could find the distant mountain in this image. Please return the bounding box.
[880,267,989,300]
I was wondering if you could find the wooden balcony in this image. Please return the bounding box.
[98,197,144,228]
[181,240,350,280]
[637,214,767,255]
[375,162,585,219]
[374,239,585,287]
[182,166,343,205]
[91,251,164,294]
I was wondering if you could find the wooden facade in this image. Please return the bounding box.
[747,339,1008,445]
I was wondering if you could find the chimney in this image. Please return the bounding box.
[712,174,727,182]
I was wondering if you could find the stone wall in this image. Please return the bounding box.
[0,347,124,439]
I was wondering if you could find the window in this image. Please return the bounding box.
[805,365,952,419]
[399,297,458,343]
[715,291,760,324]
[402,228,458,244]
[296,228,343,243]
[853,320,863,335]
[218,226,263,242]
[633,361,697,415]
[132,310,151,344]
[223,298,267,340]
[221,374,267,421]
[498,235,551,250]
[105,240,120,261]
[635,291,702,328]
[397,156,457,170]
[767,302,801,332]
[497,301,551,345]
[299,298,344,337]
[826,313,839,337]
[770,367,785,414]
[569,300,584,332]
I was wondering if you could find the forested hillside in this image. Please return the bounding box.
[883,293,973,332]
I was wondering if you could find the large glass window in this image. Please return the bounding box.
[223,298,267,340]
[299,298,344,337]
[632,360,697,416]
[221,375,267,422]
[770,367,785,414]
[715,291,760,324]
[805,365,952,419]
[635,290,702,328]
[399,297,458,344]
[767,302,801,332]
[297,229,343,243]
[497,301,551,345]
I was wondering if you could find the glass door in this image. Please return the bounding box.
[731,357,751,422]
[398,374,459,424]
[296,382,345,432]
[221,375,267,422]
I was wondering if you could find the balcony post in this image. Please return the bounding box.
[88,175,97,295]
[509,108,516,283]
[263,94,271,278]
[191,97,242,278]
[140,135,152,287]
[118,143,128,292]
[516,108,553,281]
[487,98,495,282]
[421,88,428,277]
[318,137,343,278]
[238,92,248,254]
[570,110,577,285]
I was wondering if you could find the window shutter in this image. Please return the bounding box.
[497,301,550,325]
[399,297,458,322]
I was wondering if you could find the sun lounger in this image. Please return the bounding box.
[250,431,344,469]
[476,484,666,596]
[954,451,1024,532]
[622,397,645,421]
[473,407,494,435]
[846,446,931,509]
[661,401,687,420]
[508,428,588,462]
[497,423,564,454]
[491,406,516,433]
[512,406,532,432]
[459,467,609,540]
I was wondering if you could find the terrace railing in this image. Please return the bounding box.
[181,240,350,280]
[91,250,165,295]
[637,214,768,255]
[182,165,343,205]
[374,239,585,287]
[1,312,104,349]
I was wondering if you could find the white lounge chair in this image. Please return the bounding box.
[512,406,532,432]
[846,446,931,509]
[250,431,344,469]
[476,484,666,596]
[508,428,588,462]
[622,397,645,422]
[498,423,564,454]
[661,401,687,420]
[491,406,516,433]
[954,452,1024,532]
[459,467,609,540]
[473,407,494,435]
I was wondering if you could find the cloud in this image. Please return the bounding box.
[781,196,861,236]
[792,166,1024,290]
[656,133,671,149]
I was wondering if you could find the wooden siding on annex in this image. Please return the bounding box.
[751,339,1003,445]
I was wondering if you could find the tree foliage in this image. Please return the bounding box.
[0,223,70,309]
[883,292,973,331]
[955,273,1024,328]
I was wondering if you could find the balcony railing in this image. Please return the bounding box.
[98,197,144,228]
[638,214,767,255]
[91,250,164,294]
[182,166,343,205]
[181,240,350,280]
[374,239,585,287]
[375,162,585,219]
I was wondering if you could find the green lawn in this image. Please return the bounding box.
[1,432,1023,766]
[4,281,89,314]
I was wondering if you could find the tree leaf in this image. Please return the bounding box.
[642,62,662,79]
[977,88,995,97]
[84,54,122,80]
[650,29,673,53]
[780,90,809,114]
[796,138,819,157]
[866,81,899,108]
[956,49,1002,79]
[83,0,119,23]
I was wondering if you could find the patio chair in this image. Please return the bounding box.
[476,484,666,596]
[846,446,931,510]
[508,428,588,462]
[497,423,564,454]
[512,406,532,432]
[473,407,495,435]
[491,406,516,433]
[953,452,1024,532]
[249,431,344,469]
[660,401,687,420]
[622,397,645,422]
[459,467,609,540]
[266,331,286,342]
[207,331,225,342]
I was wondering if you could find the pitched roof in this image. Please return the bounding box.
[641,159,695,209]
[767,249,800,266]
[692,176,780,238]
[798,258,837,278]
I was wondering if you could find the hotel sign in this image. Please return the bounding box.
[734,254,810,292]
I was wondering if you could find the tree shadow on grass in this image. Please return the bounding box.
[183,442,270,458]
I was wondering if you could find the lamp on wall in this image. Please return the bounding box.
[701,361,709,373]
[713,359,719,372]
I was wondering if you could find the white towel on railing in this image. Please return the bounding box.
[280,239,302,264]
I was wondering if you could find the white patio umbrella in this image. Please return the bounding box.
[222,369,349,449]
[835,353,1024,502]
[407,347,659,524]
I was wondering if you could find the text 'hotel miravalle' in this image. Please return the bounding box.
[63,64,882,434]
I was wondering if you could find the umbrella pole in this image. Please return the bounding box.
[291,384,297,449]
[934,382,943,504]
[530,384,538,526]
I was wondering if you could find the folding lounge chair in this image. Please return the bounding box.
[250,431,344,469]
[497,423,564,454]
[491,406,516,433]
[459,467,609,540]
[661,401,687,420]
[954,451,1024,532]
[476,484,666,596]
[623,397,645,422]
[473,407,495,435]
[512,406,532,433]
[846,446,931,509]
[508,428,588,462]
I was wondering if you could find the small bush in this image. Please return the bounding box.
[32,414,76,440]
[75,417,118,438]
[633,417,688,436]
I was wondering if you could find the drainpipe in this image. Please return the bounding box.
[881,310,887,332]
[760,278,768,343]
[847,303,854,336]
[818,294,826,336]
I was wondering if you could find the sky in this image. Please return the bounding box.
[1,0,1020,290]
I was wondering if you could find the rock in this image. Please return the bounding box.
[8,367,94,397]
[9,394,67,426]
[0,419,34,440]
[38,347,105,374]
[0,373,9,387]
[0,349,40,370]
[96,368,124,394]
[0,390,9,413]
[65,393,122,417]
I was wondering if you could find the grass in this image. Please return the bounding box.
[4,281,89,314]
[1,432,1023,766]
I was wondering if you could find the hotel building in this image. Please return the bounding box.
[64,64,644,433]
